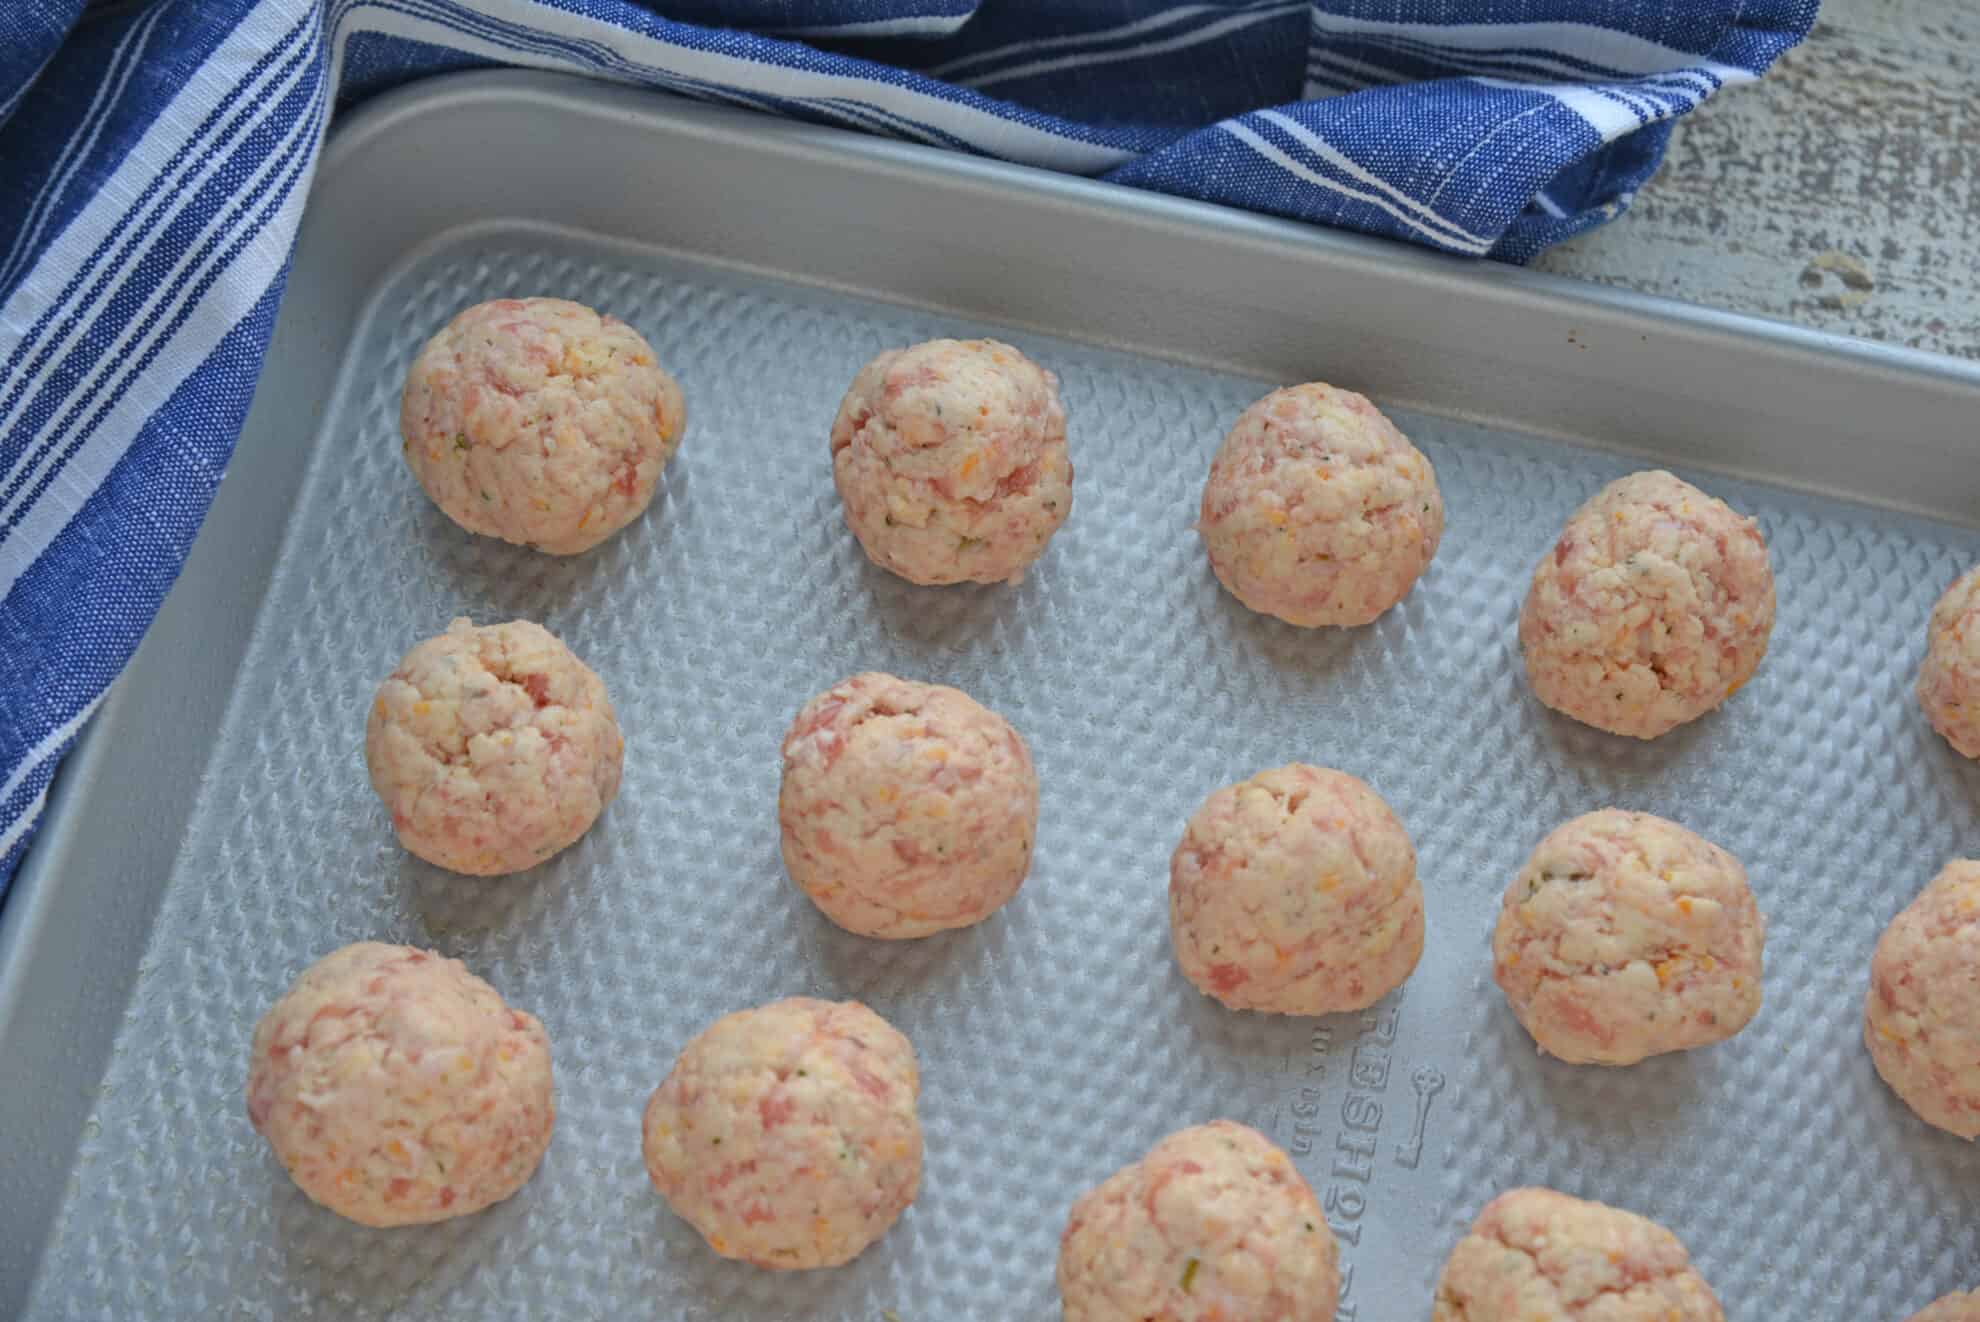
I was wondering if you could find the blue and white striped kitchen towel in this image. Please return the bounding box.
[0,0,1816,892]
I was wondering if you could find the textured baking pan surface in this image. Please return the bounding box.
[7,75,1978,1322]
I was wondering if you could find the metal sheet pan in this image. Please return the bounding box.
[3,70,1976,1322]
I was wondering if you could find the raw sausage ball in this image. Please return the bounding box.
[1918,566,1980,758]
[1197,383,1443,627]
[366,617,623,876]
[830,338,1072,585]
[245,942,554,1227]
[1169,764,1423,1015]
[1908,1294,1980,1322]
[779,671,1037,939]
[400,297,685,554]
[1058,1120,1339,1322]
[1864,859,1980,1138]
[1492,810,1765,1066]
[1519,470,1774,739]
[1432,1187,1724,1322]
[642,997,922,1270]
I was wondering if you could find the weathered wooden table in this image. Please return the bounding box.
[1535,0,1978,359]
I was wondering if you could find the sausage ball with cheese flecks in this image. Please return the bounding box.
[1432,1187,1725,1322]
[1197,383,1443,627]
[642,997,921,1270]
[400,297,685,554]
[1519,470,1774,739]
[246,942,555,1227]
[1918,566,1980,759]
[779,671,1037,939]
[1492,810,1765,1066]
[1058,1121,1339,1322]
[1865,859,1980,1139]
[830,338,1072,585]
[366,618,623,875]
[1169,764,1423,1015]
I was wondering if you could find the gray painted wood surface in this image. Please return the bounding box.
[1534,0,1980,360]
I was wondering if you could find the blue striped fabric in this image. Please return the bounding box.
[0,0,1815,894]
